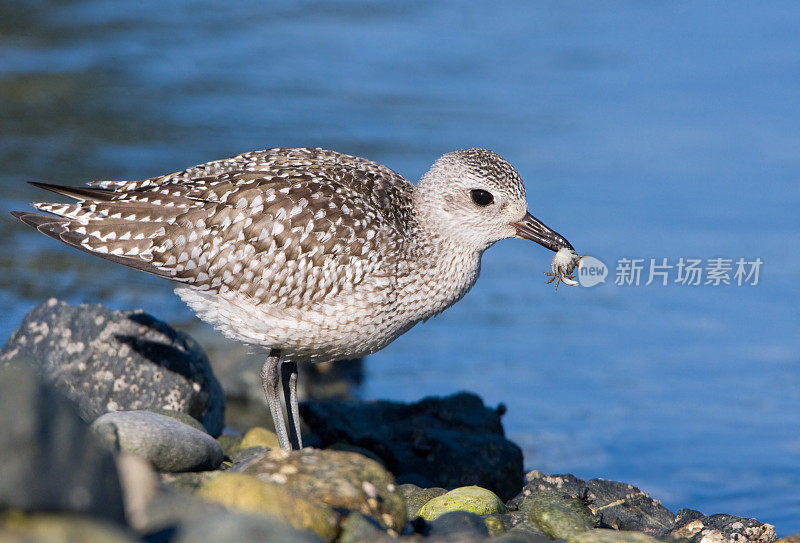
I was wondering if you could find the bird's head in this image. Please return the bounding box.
[414,148,574,253]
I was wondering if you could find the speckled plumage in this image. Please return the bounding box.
[14,146,574,450]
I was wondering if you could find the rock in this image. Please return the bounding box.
[301,392,524,500]
[668,513,777,543]
[510,472,675,536]
[776,537,800,543]
[494,525,552,543]
[115,452,159,531]
[171,509,324,543]
[0,512,138,543]
[130,484,227,538]
[326,442,385,465]
[240,426,280,449]
[338,512,390,543]
[569,529,663,543]
[0,362,126,524]
[216,434,244,457]
[427,510,489,539]
[160,471,217,494]
[525,488,597,540]
[147,408,207,432]
[397,483,447,519]
[229,446,269,464]
[482,513,509,536]
[91,410,223,472]
[1,299,225,436]
[418,485,506,521]
[197,472,339,541]
[233,447,406,533]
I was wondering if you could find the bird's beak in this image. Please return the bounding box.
[511,211,574,252]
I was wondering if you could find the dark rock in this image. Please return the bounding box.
[232,447,406,533]
[668,513,777,543]
[674,508,706,528]
[301,392,524,500]
[171,509,323,543]
[1,299,225,436]
[397,483,447,519]
[91,410,223,472]
[0,362,126,524]
[510,472,675,536]
[427,510,489,539]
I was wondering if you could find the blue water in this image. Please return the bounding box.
[1,1,798,533]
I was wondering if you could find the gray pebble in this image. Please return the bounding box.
[92,410,222,472]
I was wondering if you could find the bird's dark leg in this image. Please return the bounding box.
[281,360,302,450]
[260,349,291,451]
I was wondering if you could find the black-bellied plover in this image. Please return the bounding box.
[12,147,575,451]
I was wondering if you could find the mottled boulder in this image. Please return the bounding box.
[197,472,338,541]
[0,362,126,524]
[232,447,407,533]
[1,299,225,436]
[669,512,776,543]
[91,410,223,472]
[510,471,675,536]
[301,392,524,500]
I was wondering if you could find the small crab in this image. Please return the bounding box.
[545,247,583,290]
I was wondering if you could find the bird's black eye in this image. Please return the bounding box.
[470,189,494,207]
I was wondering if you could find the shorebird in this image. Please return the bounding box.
[12,147,574,451]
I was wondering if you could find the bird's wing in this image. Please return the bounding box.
[88,147,414,233]
[13,149,415,311]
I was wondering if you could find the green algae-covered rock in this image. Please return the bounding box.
[240,427,280,450]
[216,434,244,457]
[197,472,338,541]
[525,488,597,539]
[418,485,506,521]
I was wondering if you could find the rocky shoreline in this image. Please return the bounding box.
[0,300,790,543]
